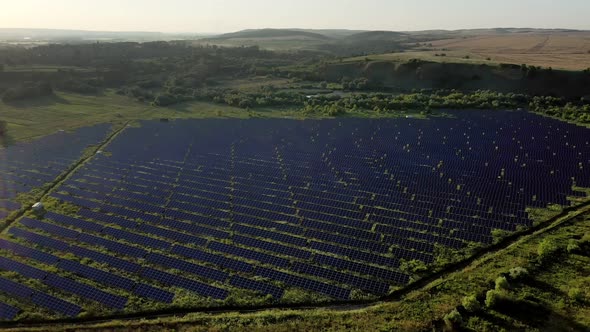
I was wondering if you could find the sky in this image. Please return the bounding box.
[1,0,589,33]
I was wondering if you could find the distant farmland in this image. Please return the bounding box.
[346,32,590,70]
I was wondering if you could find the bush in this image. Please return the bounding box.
[568,288,584,303]
[485,290,499,308]
[462,294,481,313]
[508,267,529,281]
[1,82,53,102]
[0,120,7,137]
[443,308,463,329]
[537,238,560,262]
[567,239,581,254]
[400,259,429,275]
[495,276,510,291]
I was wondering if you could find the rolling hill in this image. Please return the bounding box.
[213,29,331,40]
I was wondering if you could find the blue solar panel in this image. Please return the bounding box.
[170,245,253,273]
[133,283,175,304]
[0,276,35,299]
[0,256,47,280]
[101,227,171,251]
[233,235,311,260]
[208,241,291,268]
[145,253,229,282]
[31,292,81,317]
[57,259,136,291]
[141,268,228,300]
[19,217,80,240]
[69,244,142,273]
[8,227,71,252]
[45,211,105,233]
[0,239,59,265]
[292,262,390,295]
[256,267,350,300]
[78,233,147,258]
[79,210,139,229]
[0,301,20,320]
[43,274,127,310]
[229,276,284,301]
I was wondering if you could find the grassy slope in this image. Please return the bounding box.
[0,91,304,143]
[0,90,429,144]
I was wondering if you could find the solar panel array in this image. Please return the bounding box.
[0,124,111,222]
[0,111,588,320]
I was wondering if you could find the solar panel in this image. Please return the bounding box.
[256,267,351,300]
[78,233,147,258]
[0,301,20,320]
[0,256,48,280]
[233,235,311,260]
[132,283,175,304]
[229,276,284,301]
[145,252,229,282]
[31,292,81,317]
[101,227,171,251]
[141,267,228,300]
[0,276,35,299]
[57,259,136,291]
[43,274,127,310]
[0,239,59,265]
[45,211,105,233]
[19,217,80,240]
[8,227,71,252]
[208,241,291,268]
[292,262,390,295]
[170,245,253,273]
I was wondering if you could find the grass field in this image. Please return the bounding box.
[0,91,303,143]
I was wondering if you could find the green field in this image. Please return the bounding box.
[0,91,298,143]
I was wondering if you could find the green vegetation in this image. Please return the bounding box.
[462,294,481,313]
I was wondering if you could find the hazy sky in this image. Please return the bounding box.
[2,0,589,33]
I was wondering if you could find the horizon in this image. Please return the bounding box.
[2,0,589,34]
[0,26,588,36]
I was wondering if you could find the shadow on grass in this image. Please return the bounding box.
[0,134,15,147]
[521,278,566,297]
[468,297,589,332]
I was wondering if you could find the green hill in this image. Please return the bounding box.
[344,30,408,41]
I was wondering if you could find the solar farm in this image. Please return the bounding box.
[0,110,588,321]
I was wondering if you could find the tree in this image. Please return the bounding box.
[0,120,7,137]
[443,309,463,330]
[485,290,499,308]
[495,276,510,291]
[537,238,560,262]
[508,267,529,281]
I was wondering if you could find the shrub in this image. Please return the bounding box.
[568,288,584,303]
[495,276,510,291]
[400,259,429,274]
[485,290,499,308]
[462,294,481,313]
[508,267,529,281]
[0,120,7,137]
[567,239,580,254]
[537,238,560,262]
[443,308,463,329]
